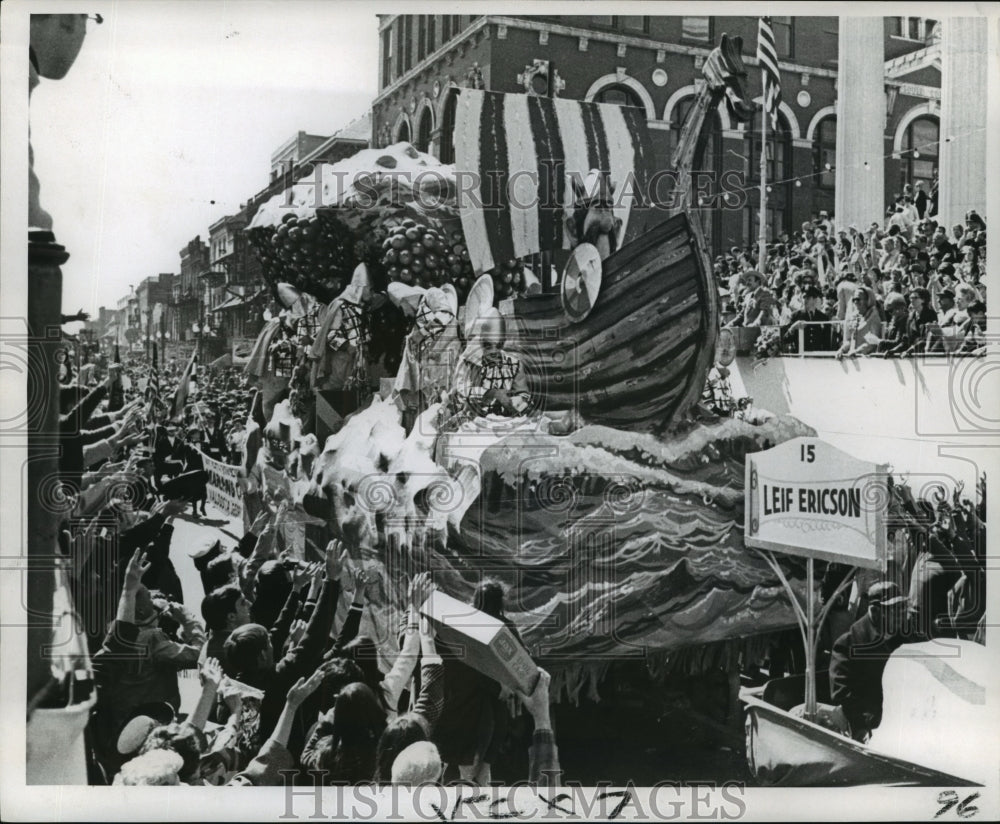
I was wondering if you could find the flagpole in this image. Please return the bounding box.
[758,101,768,271]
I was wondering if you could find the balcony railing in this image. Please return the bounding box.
[727,322,985,358]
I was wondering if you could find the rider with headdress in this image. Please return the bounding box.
[452,308,531,418]
[390,283,462,430]
[309,263,372,392]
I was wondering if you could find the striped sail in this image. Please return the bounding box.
[453,90,655,275]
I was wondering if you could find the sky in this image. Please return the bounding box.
[29,0,380,316]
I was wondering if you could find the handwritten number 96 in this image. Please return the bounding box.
[935,791,980,819]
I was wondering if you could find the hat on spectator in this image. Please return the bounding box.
[116,702,177,756]
[966,210,986,230]
[940,288,956,300]
[390,741,443,785]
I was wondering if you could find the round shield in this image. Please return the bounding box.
[717,327,736,366]
[561,243,603,323]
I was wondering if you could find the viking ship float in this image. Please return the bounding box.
[450,34,754,431]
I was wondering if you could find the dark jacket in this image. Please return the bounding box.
[234,577,340,744]
[907,540,962,639]
[829,614,906,735]
[784,307,832,351]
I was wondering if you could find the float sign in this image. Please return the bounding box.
[745,437,887,570]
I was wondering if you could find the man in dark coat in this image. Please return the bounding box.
[783,286,832,351]
[153,421,186,482]
[829,582,910,741]
[914,180,929,219]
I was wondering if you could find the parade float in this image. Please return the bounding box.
[239,34,821,690]
[238,34,990,782]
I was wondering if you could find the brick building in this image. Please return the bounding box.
[371,15,943,255]
[174,236,210,344]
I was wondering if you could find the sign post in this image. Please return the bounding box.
[745,437,888,721]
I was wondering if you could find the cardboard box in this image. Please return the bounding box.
[420,591,539,695]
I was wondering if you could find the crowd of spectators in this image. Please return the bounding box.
[48,341,559,788]
[719,190,987,358]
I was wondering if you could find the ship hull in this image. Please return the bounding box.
[508,212,717,431]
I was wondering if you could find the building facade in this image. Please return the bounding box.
[371,15,943,255]
[175,236,210,344]
[134,273,175,355]
[207,211,271,354]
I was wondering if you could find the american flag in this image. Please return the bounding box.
[170,349,198,423]
[757,17,782,130]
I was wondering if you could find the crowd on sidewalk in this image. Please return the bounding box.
[49,343,560,788]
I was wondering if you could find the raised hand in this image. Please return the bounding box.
[124,549,151,591]
[290,561,313,593]
[324,539,346,582]
[201,656,223,691]
[408,571,434,610]
[517,667,552,728]
[287,669,325,707]
[287,619,307,647]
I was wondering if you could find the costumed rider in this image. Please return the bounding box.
[388,282,462,432]
[310,263,373,393]
[246,283,308,423]
[276,284,320,431]
[452,308,530,419]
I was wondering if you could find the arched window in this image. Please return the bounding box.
[900,115,939,189]
[743,109,792,243]
[813,115,836,188]
[593,84,646,118]
[395,118,411,144]
[416,107,433,153]
[439,88,459,163]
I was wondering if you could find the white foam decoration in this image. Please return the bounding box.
[867,640,995,785]
[249,142,456,230]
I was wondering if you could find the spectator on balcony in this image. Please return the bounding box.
[877,294,910,356]
[900,288,938,356]
[837,286,881,359]
[728,269,762,313]
[744,289,782,328]
[914,181,928,219]
[926,289,961,354]
[835,270,859,322]
[784,286,832,352]
[958,301,988,355]
[822,288,839,320]
[887,206,909,238]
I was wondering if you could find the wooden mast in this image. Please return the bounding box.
[669,80,717,213]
